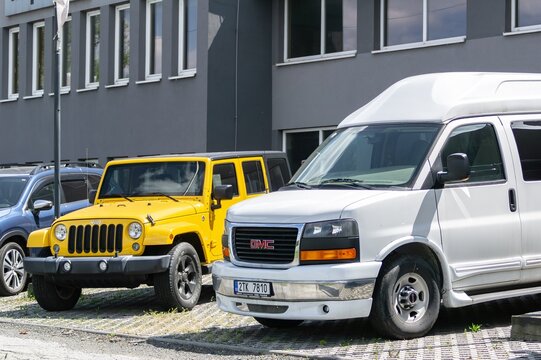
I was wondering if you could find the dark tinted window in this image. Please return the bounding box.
[62,179,88,202]
[289,0,321,58]
[88,175,101,190]
[213,163,238,196]
[0,177,28,208]
[441,124,504,183]
[286,131,320,173]
[30,183,54,204]
[512,121,541,181]
[242,161,265,194]
[267,158,291,191]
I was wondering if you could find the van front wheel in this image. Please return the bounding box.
[370,255,440,339]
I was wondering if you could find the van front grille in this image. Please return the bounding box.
[233,227,298,264]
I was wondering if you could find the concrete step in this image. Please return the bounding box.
[511,311,541,341]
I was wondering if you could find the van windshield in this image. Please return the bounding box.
[290,124,441,188]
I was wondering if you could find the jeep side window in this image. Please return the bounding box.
[29,183,55,205]
[266,158,290,191]
[242,161,266,195]
[511,121,541,181]
[441,123,505,183]
[61,179,89,203]
[212,164,239,196]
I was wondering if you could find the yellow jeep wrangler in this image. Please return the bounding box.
[24,152,290,311]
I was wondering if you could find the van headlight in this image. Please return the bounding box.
[128,222,142,239]
[303,219,358,238]
[300,219,359,264]
[54,224,67,241]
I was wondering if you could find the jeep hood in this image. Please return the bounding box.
[227,189,386,223]
[57,200,204,224]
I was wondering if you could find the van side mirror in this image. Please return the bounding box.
[437,153,471,184]
[32,200,53,212]
[88,189,97,204]
[211,185,234,210]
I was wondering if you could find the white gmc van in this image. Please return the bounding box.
[212,72,541,339]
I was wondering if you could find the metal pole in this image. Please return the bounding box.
[53,2,61,219]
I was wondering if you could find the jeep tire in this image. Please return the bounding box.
[370,255,440,339]
[254,317,303,328]
[0,242,27,296]
[32,275,81,311]
[154,242,202,310]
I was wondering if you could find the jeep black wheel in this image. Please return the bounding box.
[0,242,27,296]
[254,317,303,328]
[154,242,202,310]
[370,255,440,339]
[32,275,81,311]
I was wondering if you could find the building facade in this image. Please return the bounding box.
[1,0,541,172]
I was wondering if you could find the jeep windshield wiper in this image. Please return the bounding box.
[102,193,133,202]
[318,178,373,190]
[283,182,312,190]
[149,192,179,202]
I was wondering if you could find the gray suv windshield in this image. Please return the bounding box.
[0,177,28,208]
[291,124,441,188]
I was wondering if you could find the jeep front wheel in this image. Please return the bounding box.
[32,275,81,311]
[154,242,202,310]
[0,242,27,296]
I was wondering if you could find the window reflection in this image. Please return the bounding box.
[183,0,197,70]
[149,0,163,76]
[428,0,466,41]
[385,0,423,46]
[516,0,541,28]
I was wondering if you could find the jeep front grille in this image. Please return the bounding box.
[68,224,123,254]
[233,227,298,264]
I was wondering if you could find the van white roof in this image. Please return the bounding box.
[339,72,541,128]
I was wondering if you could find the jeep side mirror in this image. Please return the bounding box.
[32,200,53,212]
[88,189,97,204]
[211,185,234,210]
[437,153,471,184]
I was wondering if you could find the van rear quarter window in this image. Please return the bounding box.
[512,121,541,181]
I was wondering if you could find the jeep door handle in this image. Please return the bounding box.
[508,188,517,212]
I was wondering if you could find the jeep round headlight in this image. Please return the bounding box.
[128,222,142,239]
[55,224,67,241]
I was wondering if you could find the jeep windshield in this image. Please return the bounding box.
[0,177,29,208]
[290,124,441,188]
[99,161,205,199]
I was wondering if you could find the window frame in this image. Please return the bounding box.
[177,0,197,76]
[242,160,267,195]
[60,17,72,91]
[7,27,19,100]
[85,10,101,89]
[283,0,357,63]
[281,126,337,152]
[145,0,163,80]
[114,3,130,84]
[378,0,466,52]
[32,21,45,96]
[511,0,541,33]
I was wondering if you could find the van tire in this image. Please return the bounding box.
[254,317,303,328]
[370,255,440,339]
[0,242,27,296]
[154,242,202,310]
[32,275,81,311]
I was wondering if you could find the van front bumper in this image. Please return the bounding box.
[212,260,381,320]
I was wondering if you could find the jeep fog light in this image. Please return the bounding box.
[53,244,60,254]
[55,224,67,241]
[132,242,140,251]
[98,260,108,272]
[128,222,142,239]
[62,261,71,272]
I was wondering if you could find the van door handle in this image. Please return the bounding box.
[508,189,517,212]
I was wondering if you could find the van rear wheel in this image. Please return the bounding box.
[370,255,440,339]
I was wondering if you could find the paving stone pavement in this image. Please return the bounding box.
[0,276,540,359]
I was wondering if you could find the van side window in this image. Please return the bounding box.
[242,161,266,194]
[511,121,541,181]
[266,158,291,191]
[441,124,505,183]
[212,163,239,196]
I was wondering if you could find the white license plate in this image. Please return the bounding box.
[234,280,272,296]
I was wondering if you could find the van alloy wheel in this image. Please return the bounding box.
[0,242,27,296]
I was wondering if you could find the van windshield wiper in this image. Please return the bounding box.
[283,182,312,190]
[318,178,373,190]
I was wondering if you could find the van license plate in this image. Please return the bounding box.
[234,280,272,296]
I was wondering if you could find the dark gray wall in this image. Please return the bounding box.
[271,0,541,131]
[207,0,272,152]
[0,0,209,165]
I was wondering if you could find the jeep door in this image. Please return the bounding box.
[433,117,521,290]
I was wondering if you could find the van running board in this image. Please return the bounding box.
[468,285,541,305]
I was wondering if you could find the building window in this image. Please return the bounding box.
[7,27,19,99]
[512,0,541,31]
[61,18,72,90]
[115,4,130,84]
[32,22,45,96]
[179,0,197,73]
[381,0,466,49]
[86,10,100,88]
[283,128,336,173]
[146,0,163,79]
[284,0,357,61]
